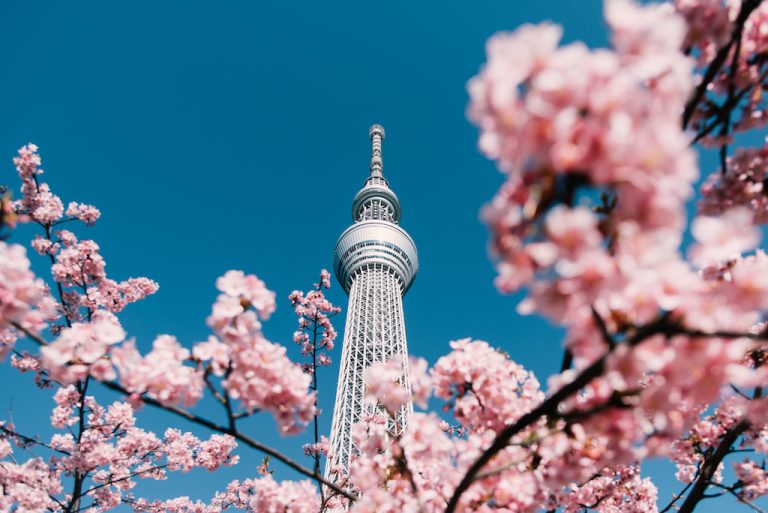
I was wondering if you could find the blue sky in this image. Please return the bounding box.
[0,1,737,510]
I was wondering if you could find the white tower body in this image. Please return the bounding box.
[325,124,419,482]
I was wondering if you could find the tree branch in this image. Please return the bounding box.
[677,419,750,513]
[11,321,357,502]
[682,0,763,129]
[444,314,672,513]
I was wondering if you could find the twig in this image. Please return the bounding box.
[659,473,698,513]
[711,482,767,513]
[682,0,763,129]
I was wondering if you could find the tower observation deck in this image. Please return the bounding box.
[325,124,418,484]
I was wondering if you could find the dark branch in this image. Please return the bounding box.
[677,419,750,513]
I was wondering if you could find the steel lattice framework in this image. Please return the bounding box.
[325,125,419,483]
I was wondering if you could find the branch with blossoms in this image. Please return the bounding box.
[444,305,768,513]
[344,341,664,513]
[0,383,239,513]
[289,271,341,476]
[681,0,765,137]
[0,144,357,511]
[446,0,768,512]
[7,274,357,503]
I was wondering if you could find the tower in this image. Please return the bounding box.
[325,124,419,482]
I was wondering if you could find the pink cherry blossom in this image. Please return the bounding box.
[222,330,315,434]
[41,318,125,383]
[678,0,768,139]
[408,356,431,408]
[65,201,101,226]
[690,206,760,264]
[0,242,56,359]
[215,270,276,320]
[734,459,768,499]
[113,335,204,407]
[133,474,320,513]
[193,335,230,376]
[700,144,768,223]
[365,358,410,414]
[432,339,544,433]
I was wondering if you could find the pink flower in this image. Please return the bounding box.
[365,358,410,414]
[409,356,432,408]
[40,319,125,384]
[65,202,101,226]
[690,207,760,264]
[544,206,603,256]
[196,434,239,471]
[699,146,768,223]
[222,332,314,434]
[192,336,230,376]
[51,238,107,287]
[0,242,56,357]
[303,436,329,457]
[51,385,81,428]
[289,272,340,383]
[432,339,543,433]
[320,269,332,289]
[113,336,204,407]
[734,460,768,499]
[215,270,276,320]
[606,0,687,59]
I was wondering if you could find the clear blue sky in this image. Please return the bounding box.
[0,1,732,510]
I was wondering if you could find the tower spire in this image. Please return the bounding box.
[368,124,385,177]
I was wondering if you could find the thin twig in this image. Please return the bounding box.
[711,482,767,513]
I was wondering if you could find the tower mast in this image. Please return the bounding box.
[325,124,419,484]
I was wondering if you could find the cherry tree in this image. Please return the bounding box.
[3,0,768,512]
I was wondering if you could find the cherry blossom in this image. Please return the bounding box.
[289,271,340,473]
[690,206,760,264]
[113,335,204,407]
[677,0,768,139]
[215,270,276,320]
[65,202,101,226]
[431,339,544,434]
[0,241,57,358]
[133,474,320,513]
[699,144,768,223]
[365,358,410,414]
[2,388,239,513]
[734,459,768,500]
[41,318,125,384]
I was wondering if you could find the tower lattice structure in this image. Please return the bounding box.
[325,124,419,483]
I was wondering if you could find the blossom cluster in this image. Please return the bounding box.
[132,474,320,513]
[699,144,768,223]
[200,270,315,434]
[466,0,768,467]
[289,269,340,374]
[675,0,768,138]
[431,339,543,434]
[0,389,238,513]
[0,242,57,358]
[11,144,159,334]
[2,143,321,511]
[350,341,662,513]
